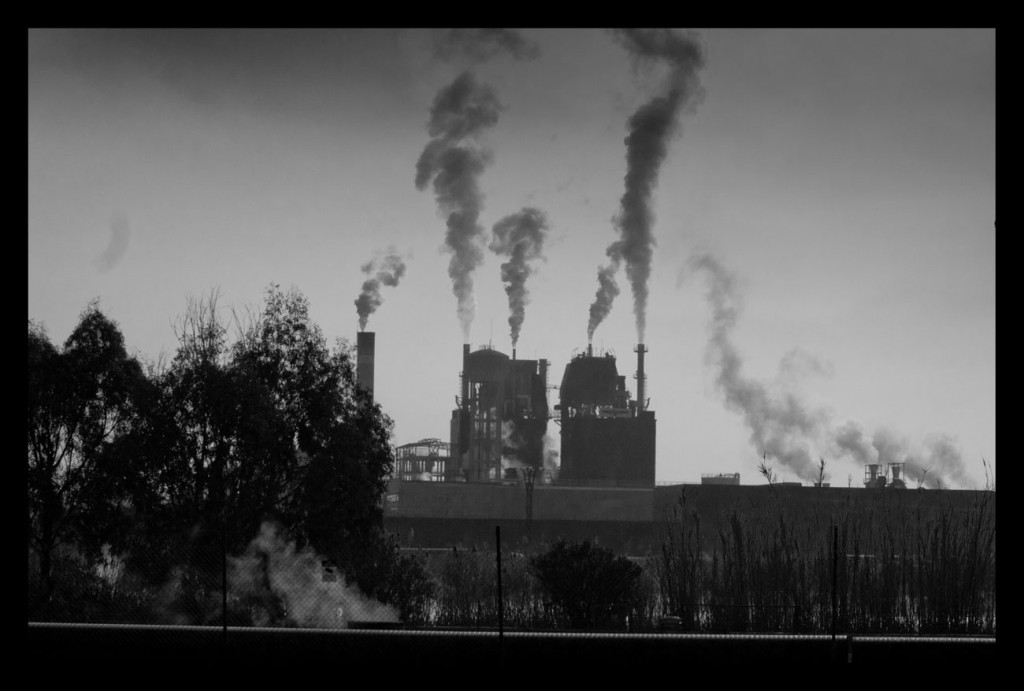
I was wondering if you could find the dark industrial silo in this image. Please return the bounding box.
[557,345,656,488]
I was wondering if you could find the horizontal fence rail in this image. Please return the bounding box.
[27,622,997,663]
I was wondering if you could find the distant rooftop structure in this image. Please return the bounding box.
[701,473,740,486]
[864,461,907,489]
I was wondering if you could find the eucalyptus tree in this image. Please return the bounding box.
[131,285,399,602]
[231,285,395,574]
[27,303,151,596]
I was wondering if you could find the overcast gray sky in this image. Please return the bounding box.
[28,28,995,488]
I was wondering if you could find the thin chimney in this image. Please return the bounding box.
[462,343,471,411]
[635,343,647,413]
[357,331,375,401]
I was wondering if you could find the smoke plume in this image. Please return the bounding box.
[587,258,622,343]
[500,420,528,475]
[229,522,399,627]
[417,30,538,340]
[415,71,503,340]
[355,248,407,331]
[833,420,878,467]
[434,28,541,64]
[95,214,131,273]
[906,434,975,490]
[839,427,972,489]
[588,29,706,344]
[691,251,978,488]
[489,208,549,348]
[542,429,560,483]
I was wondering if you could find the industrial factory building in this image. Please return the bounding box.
[557,344,655,488]
[449,344,551,483]
[864,462,908,489]
[701,473,741,486]
[356,332,976,555]
[438,339,657,490]
[362,331,662,551]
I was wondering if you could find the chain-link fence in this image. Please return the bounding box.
[28,507,996,636]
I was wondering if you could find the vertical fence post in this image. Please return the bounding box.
[831,524,838,661]
[222,517,228,645]
[221,459,228,652]
[496,525,504,653]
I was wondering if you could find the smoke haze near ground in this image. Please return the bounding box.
[229,522,399,627]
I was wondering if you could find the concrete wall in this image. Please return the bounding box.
[385,480,653,522]
[652,484,995,529]
[383,517,658,554]
[384,481,994,555]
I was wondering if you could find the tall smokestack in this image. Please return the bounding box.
[357,332,375,402]
[635,343,647,413]
[462,343,471,410]
[587,343,593,357]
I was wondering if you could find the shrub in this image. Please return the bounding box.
[529,540,643,631]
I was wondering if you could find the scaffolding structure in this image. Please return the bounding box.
[395,438,452,482]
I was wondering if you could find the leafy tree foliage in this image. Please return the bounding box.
[529,540,643,630]
[28,286,420,624]
[118,291,298,584]
[340,534,436,625]
[229,286,395,572]
[127,285,402,618]
[27,303,151,598]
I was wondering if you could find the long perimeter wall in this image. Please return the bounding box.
[385,479,653,522]
[383,481,995,555]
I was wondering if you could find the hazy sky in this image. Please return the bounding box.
[28,28,995,489]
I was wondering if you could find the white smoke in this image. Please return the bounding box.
[542,429,560,483]
[229,522,399,628]
[499,420,527,475]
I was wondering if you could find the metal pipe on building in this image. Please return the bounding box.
[461,343,470,411]
[635,343,647,413]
